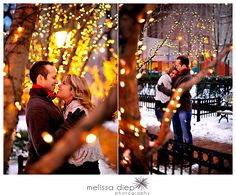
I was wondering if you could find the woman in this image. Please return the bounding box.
[154,66,178,122]
[56,74,103,174]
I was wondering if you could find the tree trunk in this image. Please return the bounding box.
[4,4,39,174]
[118,4,149,174]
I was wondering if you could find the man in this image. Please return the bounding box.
[172,56,193,144]
[25,61,82,174]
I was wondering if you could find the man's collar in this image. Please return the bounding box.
[32,84,56,100]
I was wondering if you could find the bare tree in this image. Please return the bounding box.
[4,4,39,174]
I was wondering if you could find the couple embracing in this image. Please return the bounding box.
[25,61,103,174]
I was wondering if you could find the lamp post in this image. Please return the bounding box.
[55,31,70,72]
[177,35,183,54]
[55,31,68,48]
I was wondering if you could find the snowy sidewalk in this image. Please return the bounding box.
[8,159,116,175]
[140,108,233,145]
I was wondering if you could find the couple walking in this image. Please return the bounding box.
[155,55,193,145]
[25,61,103,174]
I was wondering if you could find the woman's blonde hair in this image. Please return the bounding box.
[166,65,177,75]
[63,74,94,111]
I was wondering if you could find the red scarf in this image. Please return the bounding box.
[32,84,56,99]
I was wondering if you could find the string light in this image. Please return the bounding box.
[137,5,218,70]
[120,68,126,75]
[177,88,183,93]
[176,103,181,108]
[129,124,135,130]
[41,131,53,143]
[138,18,146,23]
[15,102,22,111]
[146,10,153,15]
[119,129,125,135]
[136,73,142,79]
[120,142,125,148]
[86,133,97,144]
[120,107,125,113]
[139,145,145,150]
[176,96,180,100]
[22,4,117,102]
[120,81,125,87]
[16,132,22,138]
[17,26,24,33]
[164,118,170,122]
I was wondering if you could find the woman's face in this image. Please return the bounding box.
[170,70,178,80]
[56,81,73,100]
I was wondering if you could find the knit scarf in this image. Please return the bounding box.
[32,84,56,99]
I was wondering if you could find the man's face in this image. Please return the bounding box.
[175,59,185,72]
[41,65,58,91]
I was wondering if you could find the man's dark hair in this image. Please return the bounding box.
[29,61,54,84]
[177,55,189,67]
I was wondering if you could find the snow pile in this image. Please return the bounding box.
[140,107,233,144]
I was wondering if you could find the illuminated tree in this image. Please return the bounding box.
[3,3,118,174]
[25,3,118,103]
[136,4,232,74]
[4,4,39,174]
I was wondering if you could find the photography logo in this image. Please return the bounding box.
[134,177,148,190]
[86,176,150,194]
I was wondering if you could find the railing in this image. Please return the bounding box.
[137,78,233,122]
[149,136,232,175]
[17,155,27,174]
[191,97,220,122]
[139,95,222,122]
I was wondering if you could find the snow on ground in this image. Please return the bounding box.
[8,159,116,175]
[140,106,233,145]
[8,117,117,175]
[8,110,232,174]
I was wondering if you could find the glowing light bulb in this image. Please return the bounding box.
[176,103,181,108]
[122,159,128,164]
[134,127,139,132]
[120,81,125,87]
[120,142,124,148]
[16,132,21,138]
[17,26,24,33]
[149,18,154,22]
[86,133,97,144]
[137,50,142,55]
[120,68,126,75]
[120,107,125,113]
[139,145,144,150]
[55,31,67,48]
[120,59,126,66]
[146,10,153,15]
[164,118,170,122]
[129,124,135,130]
[119,129,125,135]
[141,45,147,51]
[136,73,142,79]
[138,41,143,46]
[41,132,53,143]
[99,47,105,53]
[138,18,145,23]
[177,88,183,92]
